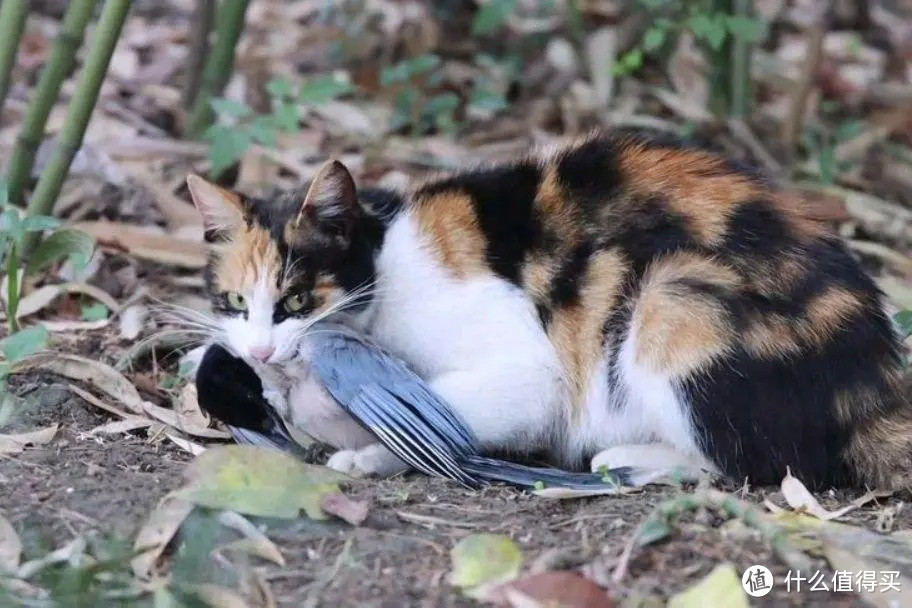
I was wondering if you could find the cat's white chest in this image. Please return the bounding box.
[369,212,558,378]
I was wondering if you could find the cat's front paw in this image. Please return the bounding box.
[325,444,409,478]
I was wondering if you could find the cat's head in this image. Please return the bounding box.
[187,160,388,365]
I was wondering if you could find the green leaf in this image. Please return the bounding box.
[176,445,348,519]
[271,101,299,132]
[25,228,94,278]
[205,126,251,178]
[19,215,61,233]
[449,533,523,592]
[425,92,460,117]
[893,310,912,340]
[248,116,278,147]
[690,14,728,50]
[469,87,508,112]
[265,77,295,100]
[724,15,767,43]
[643,26,667,51]
[1,325,49,362]
[638,518,672,546]
[612,49,644,75]
[668,563,749,608]
[835,119,864,141]
[81,302,109,322]
[210,98,252,119]
[472,0,516,35]
[297,74,352,104]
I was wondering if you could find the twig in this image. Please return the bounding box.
[22,0,132,256]
[186,0,251,137]
[0,0,29,123]
[780,2,833,159]
[6,0,97,205]
[727,118,784,177]
[182,0,215,108]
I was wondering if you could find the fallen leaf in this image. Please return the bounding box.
[119,304,148,339]
[87,417,155,435]
[780,467,889,520]
[70,221,207,268]
[165,433,207,456]
[667,563,748,608]
[176,445,347,519]
[0,424,58,454]
[174,383,210,429]
[320,492,369,526]
[132,491,195,579]
[141,400,228,439]
[774,512,912,608]
[0,511,22,572]
[486,571,614,608]
[11,353,144,414]
[41,319,111,332]
[449,533,523,596]
[215,511,285,566]
[187,583,249,608]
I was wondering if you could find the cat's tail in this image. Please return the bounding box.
[843,371,912,490]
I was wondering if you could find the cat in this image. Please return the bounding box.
[185,129,912,490]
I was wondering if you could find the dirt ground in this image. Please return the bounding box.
[3,368,910,607]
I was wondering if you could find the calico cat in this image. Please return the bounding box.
[186,130,912,490]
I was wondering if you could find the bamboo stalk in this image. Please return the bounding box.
[6,0,97,205]
[23,0,131,256]
[729,0,753,119]
[186,0,251,137]
[0,0,30,123]
[182,0,216,108]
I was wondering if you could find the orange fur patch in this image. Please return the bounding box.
[632,252,739,375]
[411,191,488,277]
[617,143,762,246]
[213,224,283,297]
[548,249,626,408]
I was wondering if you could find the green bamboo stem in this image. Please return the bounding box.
[182,0,216,108]
[729,0,753,119]
[23,0,131,256]
[186,0,251,137]
[0,0,30,123]
[6,0,97,205]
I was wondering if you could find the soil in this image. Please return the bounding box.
[2,368,910,607]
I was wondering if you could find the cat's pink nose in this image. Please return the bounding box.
[249,345,275,362]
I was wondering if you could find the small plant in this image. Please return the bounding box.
[381,54,460,137]
[616,0,766,117]
[0,181,94,400]
[801,119,864,185]
[204,74,352,177]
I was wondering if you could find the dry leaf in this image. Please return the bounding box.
[215,511,285,566]
[165,433,207,455]
[141,400,228,439]
[132,491,194,579]
[0,512,22,572]
[188,584,250,608]
[41,319,111,332]
[119,304,148,340]
[88,417,155,435]
[668,563,748,608]
[320,492,370,526]
[485,571,614,608]
[11,353,144,414]
[0,425,58,454]
[70,221,207,268]
[780,468,889,520]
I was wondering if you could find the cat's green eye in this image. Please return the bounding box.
[284,293,307,313]
[226,292,246,311]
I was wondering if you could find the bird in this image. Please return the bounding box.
[194,323,635,492]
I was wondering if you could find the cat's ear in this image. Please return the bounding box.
[186,174,248,240]
[290,160,359,245]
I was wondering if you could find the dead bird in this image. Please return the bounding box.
[181,129,912,491]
